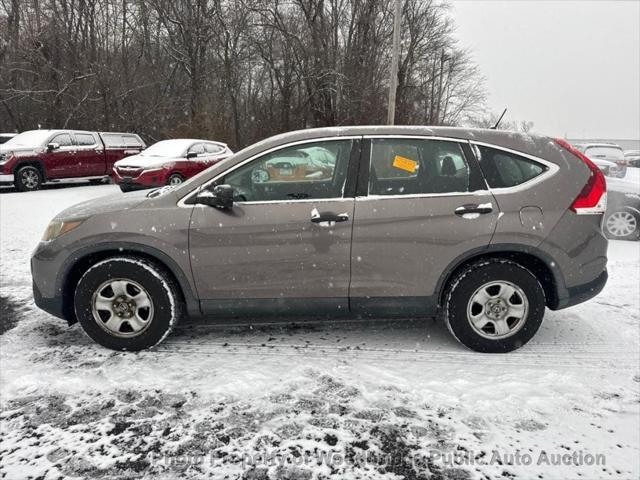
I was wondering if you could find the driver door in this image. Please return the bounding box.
[189,138,360,315]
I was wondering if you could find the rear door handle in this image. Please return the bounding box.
[455,203,493,216]
[311,208,349,224]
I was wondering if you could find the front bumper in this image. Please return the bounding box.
[33,279,65,320]
[113,169,167,189]
[31,242,70,322]
[0,173,15,185]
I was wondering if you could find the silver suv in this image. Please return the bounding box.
[31,127,608,353]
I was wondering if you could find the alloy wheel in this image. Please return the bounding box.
[21,169,40,189]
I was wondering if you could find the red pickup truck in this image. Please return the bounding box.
[0,129,145,191]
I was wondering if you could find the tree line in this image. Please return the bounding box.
[0,0,487,149]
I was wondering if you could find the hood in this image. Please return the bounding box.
[54,190,150,221]
[0,145,40,155]
[114,154,180,169]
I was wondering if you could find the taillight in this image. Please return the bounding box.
[554,138,607,215]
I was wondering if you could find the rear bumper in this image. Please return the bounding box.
[0,173,14,185]
[553,268,608,310]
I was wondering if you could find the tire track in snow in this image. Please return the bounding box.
[156,341,639,370]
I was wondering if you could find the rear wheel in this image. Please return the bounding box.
[167,173,184,186]
[604,210,638,240]
[74,257,182,351]
[443,259,545,353]
[14,165,43,191]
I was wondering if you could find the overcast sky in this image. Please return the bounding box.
[451,0,640,139]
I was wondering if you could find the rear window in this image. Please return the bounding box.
[474,145,546,188]
[584,146,624,160]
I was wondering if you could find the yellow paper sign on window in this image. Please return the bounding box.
[392,155,418,173]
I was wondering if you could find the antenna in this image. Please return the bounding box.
[490,108,507,130]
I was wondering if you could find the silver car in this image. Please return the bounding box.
[31,126,608,353]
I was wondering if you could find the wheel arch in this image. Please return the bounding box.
[13,159,46,179]
[59,243,201,324]
[436,244,565,310]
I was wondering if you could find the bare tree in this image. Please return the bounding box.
[0,0,487,149]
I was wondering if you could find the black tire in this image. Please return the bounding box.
[604,209,639,241]
[89,178,105,185]
[443,259,545,353]
[167,173,184,186]
[14,165,43,191]
[74,256,182,351]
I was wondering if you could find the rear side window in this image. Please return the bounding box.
[75,133,96,146]
[205,143,224,154]
[473,145,545,188]
[122,135,144,147]
[368,138,472,195]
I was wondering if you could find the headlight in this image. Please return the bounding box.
[41,219,84,242]
[0,153,13,165]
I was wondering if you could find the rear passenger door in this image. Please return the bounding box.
[73,132,104,176]
[350,136,499,315]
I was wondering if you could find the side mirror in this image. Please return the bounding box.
[195,184,234,209]
[47,142,60,152]
[186,151,198,159]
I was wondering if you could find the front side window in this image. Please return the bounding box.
[51,133,73,147]
[188,143,205,156]
[474,145,545,188]
[223,140,352,202]
[368,138,471,195]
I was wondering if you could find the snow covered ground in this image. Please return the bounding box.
[1,184,639,480]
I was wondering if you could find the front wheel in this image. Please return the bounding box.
[604,210,639,240]
[74,257,182,351]
[167,173,184,186]
[443,259,545,353]
[14,165,43,191]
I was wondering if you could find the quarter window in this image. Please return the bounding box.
[368,139,471,195]
[205,143,224,154]
[223,140,352,202]
[474,145,545,188]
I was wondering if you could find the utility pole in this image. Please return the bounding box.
[387,0,402,125]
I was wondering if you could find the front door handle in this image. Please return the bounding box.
[455,203,493,216]
[310,208,350,225]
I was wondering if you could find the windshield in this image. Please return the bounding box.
[3,130,51,147]
[140,140,193,158]
[585,146,624,160]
